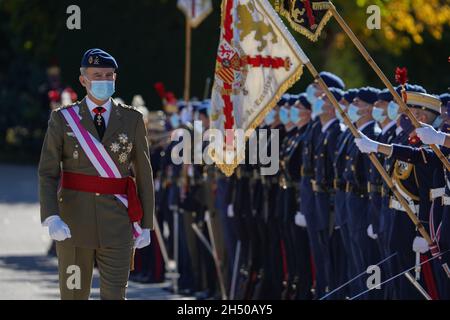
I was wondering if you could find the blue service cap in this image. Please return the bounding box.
[343,88,359,104]
[298,93,311,110]
[198,100,211,115]
[278,94,290,106]
[319,71,345,90]
[288,94,299,106]
[329,88,344,102]
[440,93,450,108]
[357,87,380,104]
[377,88,393,102]
[81,48,118,69]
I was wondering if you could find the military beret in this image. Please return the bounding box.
[81,48,118,69]
[377,88,393,102]
[319,71,345,90]
[357,87,380,104]
[298,93,311,110]
[343,89,359,104]
[329,88,344,102]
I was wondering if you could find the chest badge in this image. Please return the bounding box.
[110,133,133,164]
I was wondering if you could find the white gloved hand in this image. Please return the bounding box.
[412,236,429,254]
[416,124,447,146]
[367,224,378,240]
[43,215,71,241]
[134,229,151,249]
[227,204,234,218]
[355,132,379,154]
[295,212,307,227]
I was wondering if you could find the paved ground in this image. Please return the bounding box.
[0,164,186,300]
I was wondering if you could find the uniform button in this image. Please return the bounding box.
[59,198,63,202]
[96,193,100,196]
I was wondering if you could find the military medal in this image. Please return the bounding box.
[96,114,103,127]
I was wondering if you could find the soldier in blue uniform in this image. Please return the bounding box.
[311,88,344,297]
[356,89,443,299]
[366,88,399,298]
[342,87,380,298]
[301,71,345,298]
[332,88,359,298]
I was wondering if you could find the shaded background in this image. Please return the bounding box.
[0,0,449,163]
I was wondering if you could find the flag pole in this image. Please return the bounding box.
[328,4,450,172]
[184,17,192,103]
[303,59,435,250]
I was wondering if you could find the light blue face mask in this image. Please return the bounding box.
[432,116,443,129]
[306,84,318,105]
[264,110,276,126]
[279,107,290,125]
[387,101,400,121]
[347,104,361,122]
[372,107,387,123]
[290,107,300,124]
[335,104,346,123]
[312,99,325,119]
[86,78,115,101]
[170,113,181,128]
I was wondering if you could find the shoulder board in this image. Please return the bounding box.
[118,103,140,112]
[55,102,79,112]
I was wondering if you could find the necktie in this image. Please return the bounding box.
[93,107,106,140]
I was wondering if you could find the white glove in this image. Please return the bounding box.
[134,229,151,249]
[355,132,379,154]
[416,124,446,146]
[43,215,71,241]
[367,224,378,240]
[412,236,429,254]
[295,212,307,227]
[227,204,234,218]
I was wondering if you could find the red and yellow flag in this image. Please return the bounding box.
[210,0,310,176]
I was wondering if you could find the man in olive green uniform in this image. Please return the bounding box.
[38,48,154,300]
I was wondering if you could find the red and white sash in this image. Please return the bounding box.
[60,105,142,237]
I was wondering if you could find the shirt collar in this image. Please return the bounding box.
[396,126,403,135]
[86,96,111,114]
[321,118,338,133]
[382,120,397,135]
[358,120,375,131]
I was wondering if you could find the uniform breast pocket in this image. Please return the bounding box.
[63,134,81,166]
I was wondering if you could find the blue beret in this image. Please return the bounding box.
[343,89,359,104]
[298,93,311,110]
[440,93,450,107]
[377,88,393,102]
[329,88,343,102]
[81,48,118,69]
[319,71,345,90]
[357,87,380,104]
